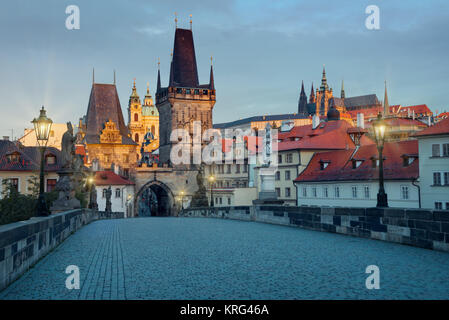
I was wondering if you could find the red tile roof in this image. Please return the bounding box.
[294,140,418,183]
[400,104,432,115]
[364,117,428,129]
[277,120,374,151]
[94,170,134,186]
[413,117,449,137]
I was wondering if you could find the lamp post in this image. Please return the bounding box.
[373,113,388,208]
[180,190,185,210]
[87,174,95,209]
[208,175,215,207]
[31,106,53,216]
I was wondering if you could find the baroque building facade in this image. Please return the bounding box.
[127,80,160,156]
[79,82,138,177]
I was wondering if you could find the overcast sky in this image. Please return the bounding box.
[0,0,448,139]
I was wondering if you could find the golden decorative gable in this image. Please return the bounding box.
[100,120,122,144]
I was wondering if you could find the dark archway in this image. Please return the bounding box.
[135,181,175,217]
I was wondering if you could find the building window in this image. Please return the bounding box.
[123,169,129,177]
[334,186,340,198]
[135,133,139,143]
[435,202,443,210]
[285,187,291,197]
[302,187,307,197]
[8,178,19,192]
[278,154,282,164]
[320,161,329,170]
[285,170,290,180]
[312,187,317,198]
[123,154,129,163]
[443,143,449,157]
[364,186,370,199]
[444,172,449,185]
[352,186,358,198]
[275,188,281,197]
[243,164,248,173]
[227,164,231,174]
[134,113,139,122]
[228,197,231,205]
[104,154,111,163]
[323,187,328,198]
[432,144,440,157]
[433,172,442,185]
[151,125,155,136]
[115,188,121,198]
[46,155,56,165]
[46,179,57,192]
[102,189,107,198]
[400,185,409,200]
[219,197,222,204]
[446,202,449,210]
[236,164,240,173]
[275,171,281,181]
[286,153,293,163]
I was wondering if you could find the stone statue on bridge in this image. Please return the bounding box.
[105,186,112,213]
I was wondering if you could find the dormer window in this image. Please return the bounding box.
[402,155,417,167]
[319,160,330,170]
[351,159,363,169]
[371,158,380,168]
[46,154,56,165]
[6,152,20,163]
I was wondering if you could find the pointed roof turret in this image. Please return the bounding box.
[130,78,139,98]
[156,59,161,93]
[309,82,316,103]
[341,80,345,99]
[383,80,390,116]
[209,56,215,90]
[169,28,199,87]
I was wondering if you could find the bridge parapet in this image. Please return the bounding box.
[0,208,125,291]
[180,205,449,253]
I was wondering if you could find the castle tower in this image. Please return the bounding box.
[156,27,216,165]
[315,66,333,116]
[298,81,308,115]
[383,80,389,116]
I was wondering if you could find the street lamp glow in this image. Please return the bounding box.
[31,106,52,216]
[31,106,53,146]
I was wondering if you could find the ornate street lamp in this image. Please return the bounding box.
[31,106,53,216]
[208,175,215,207]
[87,174,95,209]
[373,113,388,208]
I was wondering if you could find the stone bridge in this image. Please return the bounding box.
[1,207,449,299]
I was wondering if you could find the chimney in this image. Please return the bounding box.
[356,113,365,129]
[3,136,9,141]
[412,110,415,120]
[312,114,320,129]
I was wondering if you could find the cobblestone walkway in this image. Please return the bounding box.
[1,217,449,299]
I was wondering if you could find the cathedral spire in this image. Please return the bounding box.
[209,56,215,90]
[341,79,345,99]
[309,82,315,103]
[298,80,307,115]
[320,65,328,92]
[383,80,390,116]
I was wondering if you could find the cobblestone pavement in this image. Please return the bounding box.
[1,217,449,299]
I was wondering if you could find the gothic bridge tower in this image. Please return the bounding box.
[155,27,216,165]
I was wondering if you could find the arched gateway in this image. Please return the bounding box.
[134,180,175,217]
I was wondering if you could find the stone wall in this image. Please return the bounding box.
[180,205,449,252]
[0,209,124,291]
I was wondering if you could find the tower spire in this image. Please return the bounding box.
[209,56,214,90]
[174,12,178,28]
[157,58,161,92]
[320,65,328,91]
[131,78,138,97]
[189,14,192,30]
[92,67,95,84]
[383,80,390,116]
[298,80,307,115]
[309,82,315,103]
[340,79,345,99]
[113,69,116,85]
